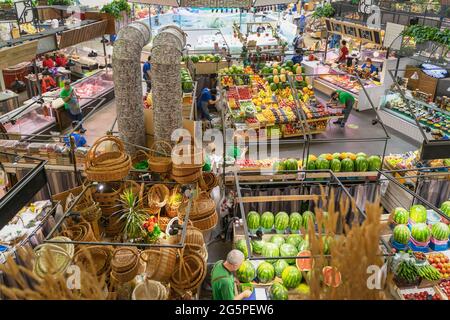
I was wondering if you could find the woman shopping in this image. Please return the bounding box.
[60,80,86,133]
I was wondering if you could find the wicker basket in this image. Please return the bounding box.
[92,183,123,207]
[132,150,150,171]
[85,136,131,182]
[178,226,205,247]
[147,184,170,209]
[105,214,125,237]
[148,141,172,173]
[111,247,140,283]
[140,244,177,282]
[199,172,219,193]
[61,222,97,243]
[171,142,203,167]
[171,168,202,184]
[158,216,171,232]
[164,185,183,218]
[78,202,102,222]
[132,279,169,300]
[170,249,207,293]
[190,211,218,231]
[33,237,74,278]
[74,245,113,276]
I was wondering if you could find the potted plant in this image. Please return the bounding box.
[0,0,13,9]
[100,0,131,20]
[141,215,162,243]
[118,188,147,241]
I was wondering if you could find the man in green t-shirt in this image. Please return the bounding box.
[330,90,355,128]
[211,250,252,300]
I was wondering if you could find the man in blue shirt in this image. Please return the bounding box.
[198,87,217,121]
[298,13,307,33]
[359,58,378,77]
[64,121,87,148]
[292,48,304,65]
[143,55,151,93]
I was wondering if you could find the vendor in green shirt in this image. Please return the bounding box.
[329,90,355,128]
[211,249,252,300]
[60,80,86,132]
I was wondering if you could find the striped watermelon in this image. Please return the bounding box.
[251,239,265,255]
[280,243,299,264]
[392,207,409,225]
[286,234,303,248]
[440,201,450,215]
[235,239,252,258]
[273,259,289,277]
[393,224,411,245]
[410,205,427,223]
[247,211,260,231]
[431,222,450,241]
[302,211,315,230]
[281,266,302,288]
[316,157,330,170]
[330,159,341,172]
[257,262,275,283]
[411,223,431,243]
[355,156,368,172]
[289,212,302,233]
[298,236,310,251]
[270,235,285,247]
[261,211,275,231]
[367,155,382,171]
[323,235,332,255]
[341,158,354,172]
[262,242,280,263]
[274,211,289,232]
[236,260,256,283]
[269,282,288,300]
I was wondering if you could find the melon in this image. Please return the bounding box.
[392,207,409,225]
[270,235,285,247]
[247,211,260,231]
[286,234,303,248]
[280,243,299,264]
[284,158,298,171]
[367,155,382,171]
[257,262,275,283]
[295,283,310,296]
[330,159,341,172]
[269,282,288,300]
[235,239,252,258]
[273,259,289,277]
[251,239,265,255]
[431,222,450,241]
[262,242,280,263]
[440,201,450,216]
[316,157,330,170]
[274,212,289,232]
[260,211,275,231]
[296,250,313,271]
[341,158,354,172]
[236,260,256,283]
[322,266,341,287]
[289,212,302,233]
[410,205,427,223]
[355,156,368,172]
[411,223,431,243]
[393,224,411,245]
[281,266,302,288]
[302,211,315,231]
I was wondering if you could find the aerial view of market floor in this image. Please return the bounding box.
[0,0,449,302]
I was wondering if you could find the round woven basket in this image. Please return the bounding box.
[148,141,172,173]
[178,226,205,247]
[74,245,113,276]
[61,222,97,242]
[132,279,168,300]
[158,216,171,232]
[132,150,150,171]
[147,184,170,208]
[199,172,219,193]
[180,191,216,221]
[111,247,141,283]
[33,237,74,278]
[170,169,202,184]
[140,244,177,282]
[165,185,183,218]
[190,211,218,231]
[85,136,131,182]
[170,249,207,293]
[78,202,102,222]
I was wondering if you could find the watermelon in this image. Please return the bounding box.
[280,243,299,264]
[190,55,199,63]
[262,242,280,263]
[322,266,341,287]
[392,207,409,225]
[273,160,285,173]
[251,239,265,255]
[355,152,367,158]
[213,55,221,63]
[304,159,316,170]
[296,250,313,271]
[257,262,275,283]
[440,201,450,216]
[316,157,330,170]
[270,83,278,91]
[284,158,298,171]
[247,211,260,231]
[332,152,341,159]
[198,55,205,61]
[235,239,252,258]
[302,211,315,230]
[295,283,310,296]
[341,158,354,172]
[355,156,368,172]
[270,235,285,247]
[273,259,289,277]
[261,211,275,231]
[393,224,411,245]
[330,159,341,172]
[286,234,302,248]
[269,282,288,300]
[236,260,256,283]
[298,237,310,251]
[323,235,332,255]
[289,212,302,233]
[411,223,431,243]
[431,222,450,241]
[274,212,289,232]
[410,205,427,223]
[367,155,382,171]
[281,266,302,288]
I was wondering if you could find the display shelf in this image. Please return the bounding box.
[225,171,379,183]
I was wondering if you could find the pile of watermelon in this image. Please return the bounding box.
[181,69,193,93]
[246,210,316,234]
[188,54,222,63]
[303,153,382,173]
[273,158,299,174]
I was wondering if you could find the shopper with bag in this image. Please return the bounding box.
[60,80,86,133]
[211,250,252,300]
[292,31,305,52]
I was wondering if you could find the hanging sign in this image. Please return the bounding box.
[324,18,383,45]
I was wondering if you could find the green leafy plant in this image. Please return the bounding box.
[402,24,450,48]
[118,188,147,240]
[47,0,74,5]
[312,3,335,18]
[100,0,131,19]
[0,0,14,7]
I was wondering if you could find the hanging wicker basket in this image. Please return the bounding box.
[148,141,172,174]
[132,279,169,300]
[61,221,97,243]
[85,136,131,182]
[140,244,177,282]
[177,225,205,247]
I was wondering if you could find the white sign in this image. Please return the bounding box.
[383,22,405,50]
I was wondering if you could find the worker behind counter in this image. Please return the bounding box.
[211,250,253,300]
[359,58,378,78]
[64,121,88,148]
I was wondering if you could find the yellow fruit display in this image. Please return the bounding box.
[273,62,279,68]
[296,66,302,74]
[280,68,286,74]
[280,74,286,83]
[273,68,279,75]
[273,75,280,84]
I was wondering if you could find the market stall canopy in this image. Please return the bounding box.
[58,20,107,49]
[0,40,38,70]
